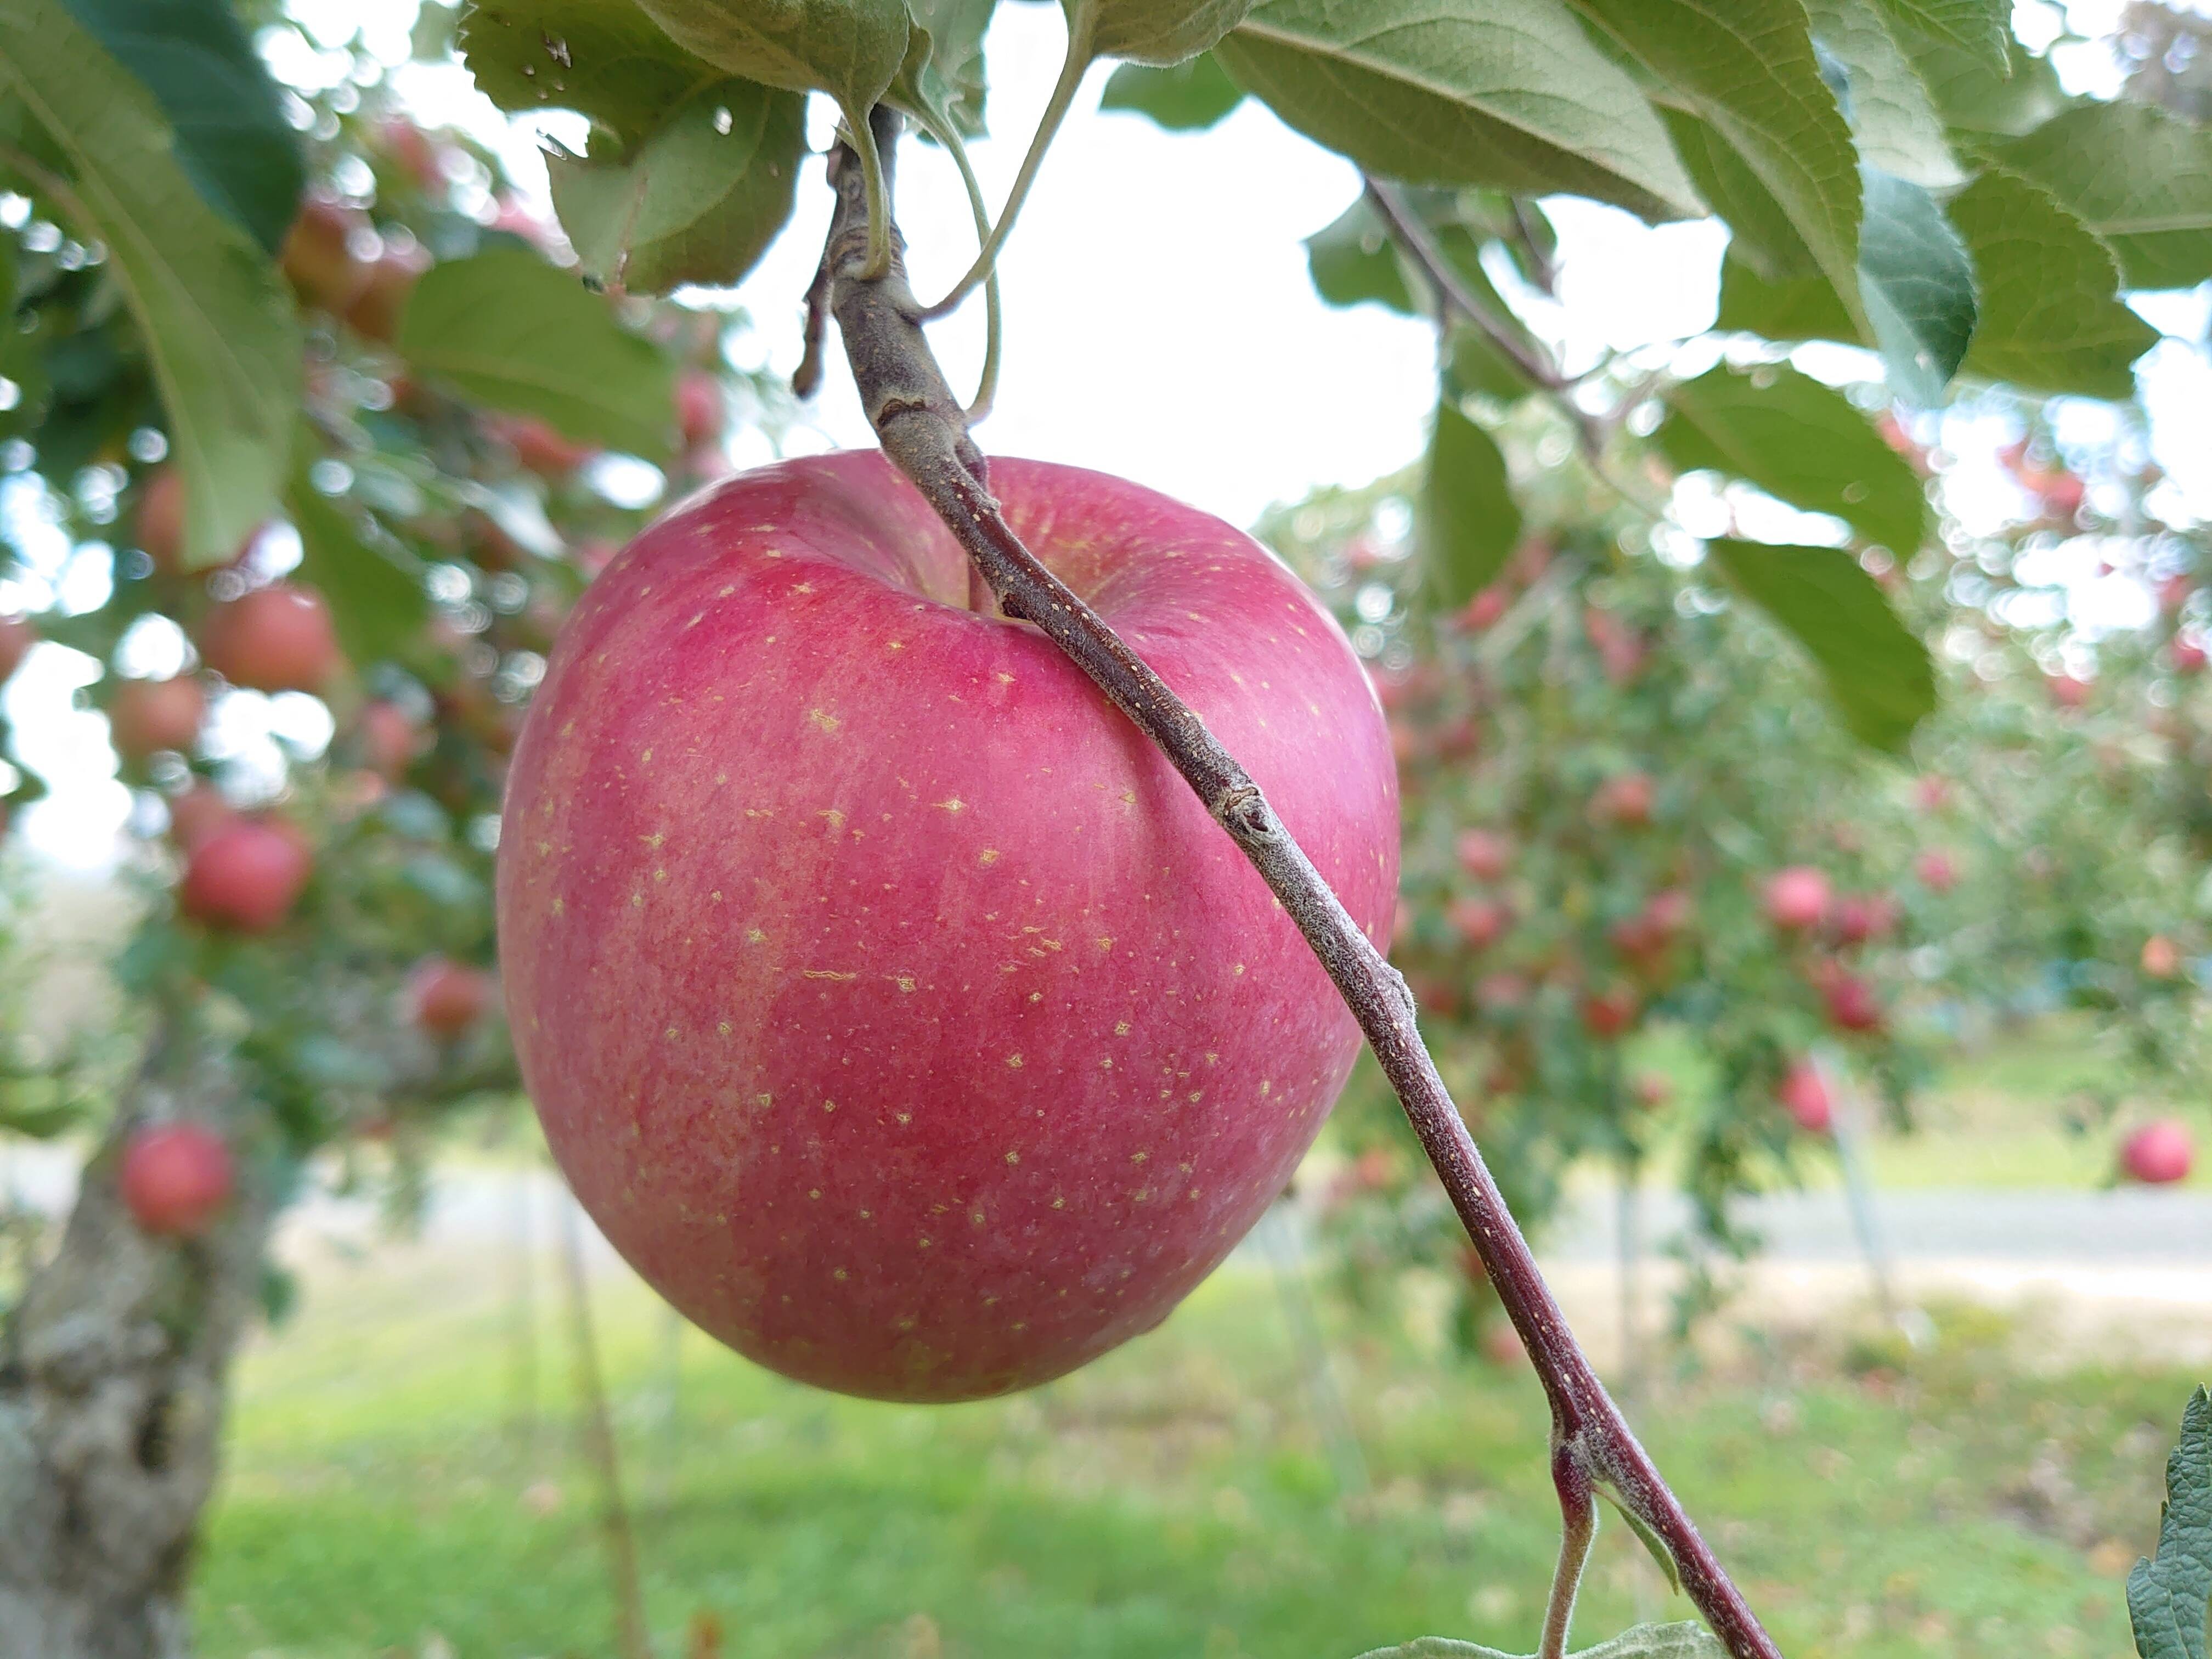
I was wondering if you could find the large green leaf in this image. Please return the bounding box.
[633,0,909,116]
[460,0,719,139]
[394,246,675,458]
[1100,52,1243,129]
[1573,0,1860,319]
[1994,99,2212,292]
[1803,0,1962,188]
[1716,170,1976,406]
[1354,1621,1725,1659]
[1420,398,1521,611]
[0,0,297,571]
[546,77,806,295]
[286,464,431,669]
[1214,0,1701,221]
[890,0,996,135]
[1950,167,2157,399]
[1707,536,1933,749]
[1891,24,2068,145]
[1092,0,1252,67]
[1660,366,1927,552]
[61,0,304,255]
[2129,1386,2211,1659]
[1866,0,2008,74]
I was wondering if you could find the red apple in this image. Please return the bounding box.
[109,675,206,760]
[1474,972,1530,1013]
[1915,849,1957,893]
[1830,893,1897,947]
[2047,672,2089,710]
[120,1121,234,1237]
[345,248,427,343]
[166,785,236,851]
[198,582,341,692]
[2173,637,2207,674]
[496,452,1399,1401]
[1776,1060,1831,1133]
[676,371,724,450]
[408,957,492,1036]
[1590,771,1654,827]
[0,613,33,684]
[358,699,424,778]
[1458,586,1509,631]
[493,414,596,478]
[280,195,369,315]
[1455,828,1511,881]
[1764,866,1830,932]
[1448,896,1511,949]
[179,818,312,932]
[2120,1120,2193,1184]
[2142,935,2182,980]
[1821,972,1883,1034]
[2159,573,2195,614]
[1579,985,1638,1039]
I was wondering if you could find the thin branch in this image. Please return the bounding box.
[812,107,1784,1659]
[1365,179,1567,394]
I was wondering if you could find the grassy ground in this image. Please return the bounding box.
[194,1232,2194,1659]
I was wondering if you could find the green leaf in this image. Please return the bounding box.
[1716,170,1976,406]
[2129,1386,2211,1659]
[633,0,910,117]
[1950,167,2157,399]
[1420,398,1521,611]
[1214,0,1701,221]
[286,465,430,669]
[0,0,298,572]
[1660,366,1927,551]
[1352,1620,1725,1659]
[1100,52,1243,129]
[1993,99,2212,291]
[1891,25,2068,144]
[1573,0,1860,320]
[1092,0,1252,67]
[1706,536,1934,750]
[1803,0,1963,188]
[891,0,996,135]
[460,0,719,139]
[61,0,304,255]
[394,246,676,458]
[546,77,806,295]
[1866,0,2008,75]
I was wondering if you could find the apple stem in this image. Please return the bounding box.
[809,106,1785,1659]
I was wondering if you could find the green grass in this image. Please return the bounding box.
[195,1239,2194,1659]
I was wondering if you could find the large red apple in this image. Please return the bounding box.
[2120,1120,2193,1185]
[498,453,1398,1402]
[1763,866,1830,932]
[179,818,312,932]
[109,675,207,760]
[198,582,341,692]
[120,1121,234,1237]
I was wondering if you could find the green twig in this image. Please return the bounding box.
[911,106,1005,424]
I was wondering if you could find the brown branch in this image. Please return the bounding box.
[812,106,1784,1659]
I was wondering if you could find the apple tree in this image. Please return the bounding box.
[3,0,2210,1656]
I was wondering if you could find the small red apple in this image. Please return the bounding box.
[166,785,236,851]
[493,414,596,478]
[2158,573,2195,614]
[1579,985,1639,1039]
[408,957,492,1036]
[1475,971,1531,1013]
[2120,1120,2193,1185]
[344,248,427,343]
[120,1121,234,1237]
[357,699,424,778]
[375,117,445,190]
[1830,893,1897,947]
[1455,828,1511,882]
[1821,972,1883,1034]
[1915,849,1957,893]
[198,582,341,692]
[2142,935,2182,980]
[2172,637,2206,675]
[1776,1060,1832,1133]
[2047,672,2089,710]
[1763,866,1831,933]
[1448,896,1511,949]
[109,675,206,760]
[676,371,724,450]
[1590,771,1654,827]
[1458,586,1509,631]
[280,195,369,315]
[0,613,34,684]
[497,452,1398,1401]
[179,818,312,932]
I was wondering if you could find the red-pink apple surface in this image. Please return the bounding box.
[1776,1060,1832,1133]
[2120,1120,2193,1185]
[180,819,312,932]
[199,582,340,692]
[497,453,1400,1402]
[409,956,492,1035]
[1763,866,1830,932]
[120,1121,234,1237]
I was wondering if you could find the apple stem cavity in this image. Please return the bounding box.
[807,105,1784,1659]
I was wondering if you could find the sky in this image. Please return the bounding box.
[3,0,2210,868]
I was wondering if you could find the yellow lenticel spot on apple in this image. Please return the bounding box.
[718,1021,732,1036]
[1051,1197,1065,1209]
[978,848,1000,865]
[1005,1052,1024,1069]
[935,797,965,812]
[807,709,840,735]
[1005,1150,1019,1164]
[896,1111,911,1124]
[833,1267,848,1280]
[1114,1021,1131,1036]
[747,928,768,944]
[1131,1150,1148,1164]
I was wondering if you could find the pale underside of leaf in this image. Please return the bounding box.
[1993,98,2212,291]
[1803,0,1963,188]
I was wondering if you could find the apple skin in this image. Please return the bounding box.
[110,675,207,760]
[180,819,312,932]
[2120,1120,2193,1185]
[358,699,424,778]
[0,613,33,684]
[1763,866,1831,932]
[498,452,1399,1402]
[1776,1060,1832,1133]
[166,785,236,851]
[120,1122,234,1237]
[1454,828,1510,882]
[199,582,341,692]
[409,957,492,1036]
[1821,970,1884,1034]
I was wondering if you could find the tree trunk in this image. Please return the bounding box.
[0,1087,272,1659]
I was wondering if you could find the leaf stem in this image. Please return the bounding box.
[846,103,894,281]
[911,106,1006,424]
[814,108,1785,1659]
[1541,1445,1600,1659]
[918,2,1096,321]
